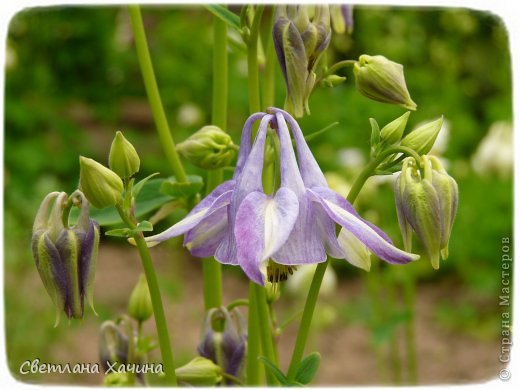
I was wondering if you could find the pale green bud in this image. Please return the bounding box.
[353,54,417,110]
[429,156,458,260]
[177,126,237,170]
[320,74,347,88]
[398,157,442,269]
[175,357,222,386]
[79,156,124,209]
[103,372,132,386]
[109,131,140,179]
[380,111,410,145]
[400,117,444,155]
[128,274,153,323]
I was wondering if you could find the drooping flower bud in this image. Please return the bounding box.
[400,117,444,155]
[380,111,410,145]
[177,126,237,170]
[330,4,354,34]
[32,190,100,325]
[79,156,124,209]
[319,74,347,88]
[353,54,417,110]
[99,320,129,372]
[198,307,246,382]
[429,156,458,259]
[273,5,331,117]
[175,357,222,386]
[394,156,458,269]
[128,273,153,323]
[109,131,140,179]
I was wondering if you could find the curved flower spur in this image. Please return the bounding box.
[143,109,418,285]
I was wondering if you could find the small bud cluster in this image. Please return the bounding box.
[395,156,458,269]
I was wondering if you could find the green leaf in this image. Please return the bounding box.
[137,220,153,232]
[105,228,132,237]
[160,175,204,198]
[258,356,289,385]
[206,5,240,31]
[69,178,174,227]
[132,172,160,198]
[295,352,321,385]
[369,118,381,149]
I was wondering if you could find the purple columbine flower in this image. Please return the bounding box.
[144,109,418,285]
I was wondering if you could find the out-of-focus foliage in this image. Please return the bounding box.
[4,5,512,382]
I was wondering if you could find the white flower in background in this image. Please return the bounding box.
[286,263,338,298]
[177,103,203,128]
[471,121,513,180]
[338,147,365,170]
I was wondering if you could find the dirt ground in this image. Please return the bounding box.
[10,243,504,385]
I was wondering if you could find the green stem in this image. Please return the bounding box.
[286,144,420,381]
[286,259,329,381]
[247,5,265,113]
[128,5,188,183]
[202,14,229,310]
[116,203,177,385]
[246,283,262,385]
[403,273,418,384]
[325,59,357,77]
[255,284,278,385]
[263,10,276,108]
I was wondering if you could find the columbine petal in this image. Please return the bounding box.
[308,188,419,264]
[184,205,229,257]
[271,112,326,265]
[235,188,299,285]
[144,186,233,246]
[216,115,273,265]
[337,228,372,271]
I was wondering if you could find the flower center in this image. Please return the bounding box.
[266,260,297,283]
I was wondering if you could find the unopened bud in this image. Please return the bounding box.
[32,190,100,325]
[79,156,124,209]
[177,126,237,170]
[353,54,417,110]
[128,274,153,323]
[175,357,222,386]
[330,5,354,35]
[99,321,129,372]
[380,111,410,145]
[400,117,444,155]
[109,131,140,179]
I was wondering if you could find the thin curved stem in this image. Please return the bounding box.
[325,59,357,77]
[116,203,177,385]
[286,144,421,381]
[128,5,188,183]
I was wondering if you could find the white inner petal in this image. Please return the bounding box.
[262,198,280,260]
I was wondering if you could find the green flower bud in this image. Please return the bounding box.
[353,54,417,110]
[177,126,237,170]
[175,357,222,386]
[79,156,124,209]
[32,191,100,325]
[273,5,331,117]
[109,131,140,179]
[400,117,444,155]
[380,111,410,145]
[103,372,133,386]
[128,274,153,323]
[429,156,458,260]
[320,74,347,88]
[396,157,442,269]
[330,5,354,35]
[99,321,129,371]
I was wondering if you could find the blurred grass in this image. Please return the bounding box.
[4,5,512,384]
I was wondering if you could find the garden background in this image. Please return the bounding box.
[4,5,513,385]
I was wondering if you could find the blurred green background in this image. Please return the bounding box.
[4,5,512,385]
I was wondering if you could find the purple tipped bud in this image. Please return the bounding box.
[331,5,354,35]
[99,321,129,372]
[198,307,246,382]
[31,190,100,325]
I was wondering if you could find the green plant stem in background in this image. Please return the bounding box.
[286,144,421,381]
[202,14,229,311]
[263,11,276,108]
[128,5,188,183]
[325,59,357,77]
[403,272,418,384]
[246,283,262,385]
[115,204,177,385]
[247,6,265,114]
[255,284,278,385]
